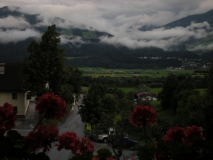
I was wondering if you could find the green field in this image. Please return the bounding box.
[82,31,97,38]
[61,30,73,36]
[80,67,196,78]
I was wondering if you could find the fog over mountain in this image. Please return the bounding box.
[0,0,213,51]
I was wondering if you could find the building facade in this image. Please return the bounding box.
[0,62,29,118]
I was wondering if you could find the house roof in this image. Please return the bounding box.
[0,62,23,91]
[194,66,211,73]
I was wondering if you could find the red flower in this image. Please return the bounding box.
[35,93,66,120]
[154,152,166,160]
[162,127,185,143]
[129,105,157,127]
[182,125,205,146]
[0,103,16,135]
[24,124,58,152]
[57,132,94,156]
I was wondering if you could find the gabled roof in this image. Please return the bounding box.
[0,62,23,91]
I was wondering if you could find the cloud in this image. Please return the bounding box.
[0,29,41,43]
[0,16,30,29]
[0,0,213,49]
[100,22,213,49]
[189,43,213,51]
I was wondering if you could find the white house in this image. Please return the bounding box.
[0,62,29,118]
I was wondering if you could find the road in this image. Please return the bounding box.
[12,94,137,159]
[30,94,137,160]
[46,103,84,160]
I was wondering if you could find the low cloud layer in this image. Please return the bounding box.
[0,0,213,50]
[0,29,40,43]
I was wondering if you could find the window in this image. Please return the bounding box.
[12,93,17,99]
[13,106,17,113]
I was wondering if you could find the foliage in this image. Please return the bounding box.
[129,104,209,160]
[24,124,58,152]
[175,90,204,127]
[0,94,95,160]
[59,84,74,104]
[21,24,69,96]
[158,74,195,110]
[68,66,83,93]
[96,148,112,159]
[78,84,107,126]
[202,63,213,140]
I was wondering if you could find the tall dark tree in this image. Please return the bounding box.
[158,74,194,111]
[67,67,83,94]
[21,25,68,96]
[203,59,213,140]
[175,90,205,127]
[78,84,107,126]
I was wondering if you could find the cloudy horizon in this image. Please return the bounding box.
[0,0,213,50]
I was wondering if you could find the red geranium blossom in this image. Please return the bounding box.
[24,124,58,152]
[129,105,157,127]
[57,132,94,156]
[35,93,66,120]
[162,127,185,143]
[182,125,205,146]
[0,103,16,135]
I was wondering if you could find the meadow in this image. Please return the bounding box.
[80,67,206,123]
[79,67,198,78]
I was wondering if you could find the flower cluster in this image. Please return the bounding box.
[0,103,16,135]
[162,125,205,145]
[35,93,66,120]
[182,125,205,146]
[162,127,185,143]
[57,132,95,156]
[129,105,157,127]
[24,124,59,152]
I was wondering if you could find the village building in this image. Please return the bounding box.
[0,62,30,118]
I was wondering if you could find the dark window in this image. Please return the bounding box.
[12,93,17,99]
[13,106,17,113]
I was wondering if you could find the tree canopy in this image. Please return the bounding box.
[21,24,68,96]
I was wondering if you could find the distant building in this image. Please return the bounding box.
[136,92,157,101]
[0,62,30,118]
[194,66,211,75]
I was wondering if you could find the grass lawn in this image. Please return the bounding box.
[118,87,136,93]
[80,67,196,78]
[150,88,162,94]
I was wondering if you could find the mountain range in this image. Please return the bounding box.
[0,6,213,68]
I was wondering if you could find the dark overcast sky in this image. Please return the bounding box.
[0,0,213,50]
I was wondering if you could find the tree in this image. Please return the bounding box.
[78,84,107,126]
[158,74,195,111]
[175,90,205,127]
[21,24,68,96]
[59,84,74,104]
[68,66,83,94]
[94,94,117,129]
[203,61,213,140]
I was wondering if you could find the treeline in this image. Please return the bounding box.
[1,39,213,69]
[64,43,212,69]
[82,75,207,89]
